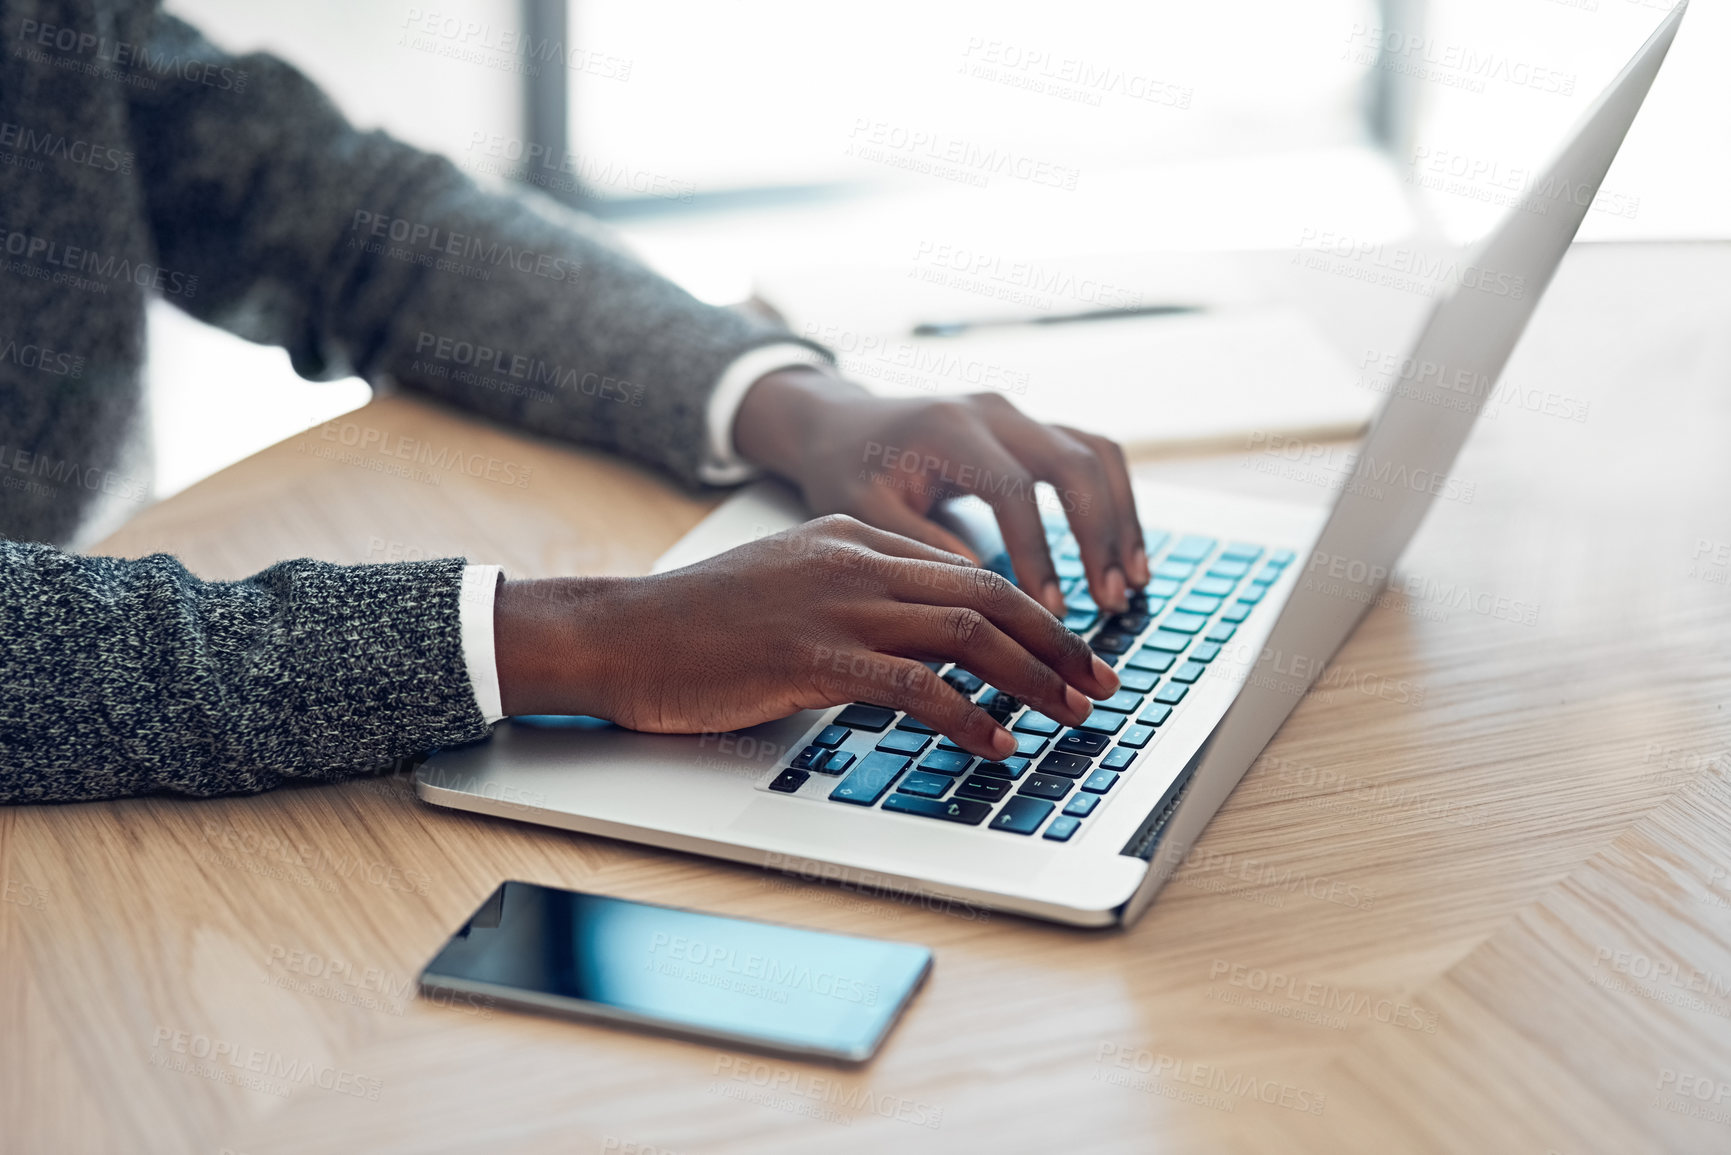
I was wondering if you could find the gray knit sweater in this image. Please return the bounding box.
[0,1,819,802]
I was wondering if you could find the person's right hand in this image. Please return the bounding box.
[493,514,1120,761]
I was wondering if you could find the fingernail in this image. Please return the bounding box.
[1090,655,1120,692]
[1041,580,1066,616]
[991,727,1017,758]
[1130,545,1150,586]
[1104,566,1128,611]
[1064,686,1090,720]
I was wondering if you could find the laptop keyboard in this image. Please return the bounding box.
[763,512,1293,844]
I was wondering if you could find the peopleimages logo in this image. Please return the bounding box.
[16,19,249,91]
[0,222,197,298]
[0,121,132,173]
[649,933,879,1006]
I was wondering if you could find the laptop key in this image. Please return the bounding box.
[877,730,931,756]
[1043,815,1082,842]
[1109,612,1150,634]
[1057,731,1110,757]
[1205,559,1250,579]
[1078,708,1128,735]
[1063,793,1100,817]
[1168,535,1217,562]
[1081,769,1119,794]
[1270,548,1296,565]
[1127,649,1175,674]
[790,745,823,770]
[1171,661,1207,684]
[829,752,910,806]
[1137,704,1173,727]
[974,757,1031,780]
[816,750,855,775]
[954,775,1011,803]
[1176,594,1222,616]
[991,797,1054,835]
[1153,683,1188,706]
[1148,578,1182,599]
[1153,560,1194,581]
[1090,631,1135,656]
[1192,577,1236,598]
[835,704,895,732]
[1015,733,1050,758]
[813,725,849,749]
[1143,630,1191,653]
[1206,622,1237,642]
[1013,711,1063,736]
[1119,668,1159,693]
[896,715,936,734]
[882,793,991,825]
[898,771,953,798]
[1037,751,1093,778]
[1221,542,1264,562]
[1189,641,1223,663]
[943,668,985,697]
[917,749,973,775]
[1221,603,1252,623]
[769,769,809,793]
[1161,612,1209,634]
[1019,773,1073,800]
[979,689,1021,723]
[1062,608,1100,634]
[1067,589,1099,614]
[1117,725,1155,750]
[1102,747,1137,771]
[1099,689,1144,713]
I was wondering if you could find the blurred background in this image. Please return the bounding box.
[151,0,1720,496]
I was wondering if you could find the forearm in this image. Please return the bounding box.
[127,13,825,489]
[0,544,489,803]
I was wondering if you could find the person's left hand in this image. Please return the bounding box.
[733,366,1151,617]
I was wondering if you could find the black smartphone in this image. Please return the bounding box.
[419,881,933,1064]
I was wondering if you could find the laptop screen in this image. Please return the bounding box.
[1125,2,1686,881]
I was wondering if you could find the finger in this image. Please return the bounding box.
[866,602,1095,728]
[808,512,974,568]
[1060,427,1147,587]
[933,431,1065,618]
[873,559,1118,698]
[850,493,981,565]
[831,656,1016,761]
[1000,422,1129,613]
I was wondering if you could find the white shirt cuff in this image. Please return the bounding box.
[699,343,832,485]
[458,564,505,724]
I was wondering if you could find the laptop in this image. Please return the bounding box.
[418,4,1685,927]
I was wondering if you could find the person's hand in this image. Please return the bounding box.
[733,366,1151,616]
[493,516,1120,759]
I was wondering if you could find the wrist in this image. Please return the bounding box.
[493,576,629,717]
[732,366,866,483]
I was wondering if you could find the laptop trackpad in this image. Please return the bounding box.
[722,797,1048,884]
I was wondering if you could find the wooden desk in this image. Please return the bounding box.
[7,243,1731,1154]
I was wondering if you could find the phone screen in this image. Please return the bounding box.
[420,881,932,1062]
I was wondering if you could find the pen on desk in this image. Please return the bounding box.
[911,303,1205,338]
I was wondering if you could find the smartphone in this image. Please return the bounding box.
[419,881,933,1064]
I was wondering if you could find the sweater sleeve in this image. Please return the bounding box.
[0,542,491,803]
[122,10,829,489]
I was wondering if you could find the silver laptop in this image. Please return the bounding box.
[419,5,1684,927]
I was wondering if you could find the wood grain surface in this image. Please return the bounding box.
[5,242,1731,1154]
